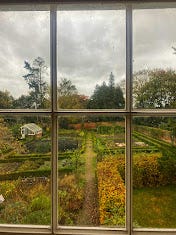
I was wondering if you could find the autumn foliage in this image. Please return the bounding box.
[97,157,125,226]
[0,118,25,157]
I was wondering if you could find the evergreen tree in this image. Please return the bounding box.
[23,57,49,108]
[88,72,125,109]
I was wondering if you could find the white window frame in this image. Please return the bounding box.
[0,1,176,235]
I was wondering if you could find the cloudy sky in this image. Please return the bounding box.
[0,6,176,99]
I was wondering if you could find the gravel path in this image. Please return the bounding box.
[77,134,99,226]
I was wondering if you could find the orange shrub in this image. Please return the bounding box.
[97,157,125,226]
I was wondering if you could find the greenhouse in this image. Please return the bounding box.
[20,123,42,139]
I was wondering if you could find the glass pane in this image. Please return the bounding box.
[133,116,176,228]
[133,8,176,109]
[0,115,51,225]
[57,8,126,109]
[58,116,125,227]
[0,10,50,109]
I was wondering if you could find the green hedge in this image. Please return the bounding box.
[133,153,176,188]
[133,131,176,158]
[0,156,50,163]
[0,169,51,181]
[97,125,125,135]
[7,153,51,159]
[0,167,74,181]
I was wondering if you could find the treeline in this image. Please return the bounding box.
[0,57,125,110]
[1,57,176,110]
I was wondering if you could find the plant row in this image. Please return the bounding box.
[97,156,125,226]
[133,131,176,156]
[0,167,75,181]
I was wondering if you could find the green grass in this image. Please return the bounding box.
[133,185,176,228]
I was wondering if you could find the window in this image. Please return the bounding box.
[0,1,176,235]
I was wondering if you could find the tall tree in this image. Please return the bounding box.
[88,73,125,109]
[23,57,49,108]
[58,78,77,96]
[58,78,87,109]
[13,94,34,109]
[133,69,176,109]
[0,90,14,109]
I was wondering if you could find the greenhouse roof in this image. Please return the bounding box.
[21,123,42,132]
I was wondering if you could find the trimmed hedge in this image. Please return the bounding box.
[133,153,176,188]
[0,169,51,181]
[7,153,51,159]
[97,125,125,135]
[97,156,125,226]
[134,131,176,150]
[0,156,50,163]
[0,167,74,181]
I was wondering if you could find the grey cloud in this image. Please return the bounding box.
[0,11,50,98]
[58,10,126,95]
[133,8,176,71]
[1,7,176,99]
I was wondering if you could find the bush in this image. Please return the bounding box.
[58,138,79,152]
[0,181,16,198]
[133,154,162,188]
[30,194,50,211]
[23,209,50,225]
[0,201,28,224]
[58,174,84,225]
[26,140,51,153]
[97,157,125,226]
[133,153,176,188]
[17,160,41,171]
[158,156,176,185]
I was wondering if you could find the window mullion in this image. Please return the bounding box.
[126,4,133,235]
[50,4,58,233]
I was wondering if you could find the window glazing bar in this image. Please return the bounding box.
[133,230,176,235]
[126,4,133,235]
[50,4,58,233]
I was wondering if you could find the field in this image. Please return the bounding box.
[0,117,176,227]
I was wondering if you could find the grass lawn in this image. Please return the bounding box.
[133,185,176,228]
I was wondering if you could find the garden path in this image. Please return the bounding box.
[77,133,99,225]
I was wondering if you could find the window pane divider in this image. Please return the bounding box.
[50,4,58,234]
[126,4,133,235]
[0,224,51,234]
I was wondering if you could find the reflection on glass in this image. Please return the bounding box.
[58,116,125,227]
[57,9,126,109]
[133,8,176,109]
[0,11,50,109]
[133,117,176,228]
[0,116,51,224]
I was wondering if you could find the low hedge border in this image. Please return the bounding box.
[0,167,74,181]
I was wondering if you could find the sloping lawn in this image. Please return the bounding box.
[133,185,176,228]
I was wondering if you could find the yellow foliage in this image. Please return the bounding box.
[97,157,125,226]
[133,153,163,188]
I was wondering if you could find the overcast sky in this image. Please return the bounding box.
[0,7,176,99]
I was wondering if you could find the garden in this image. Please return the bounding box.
[0,117,176,228]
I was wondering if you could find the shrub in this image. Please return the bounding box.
[58,138,79,152]
[133,154,162,188]
[26,140,51,153]
[58,174,84,225]
[133,153,176,188]
[30,194,50,211]
[0,181,16,198]
[97,157,125,226]
[23,209,50,225]
[17,160,41,171]
[1,201,28,224]
[158,156,176,185]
